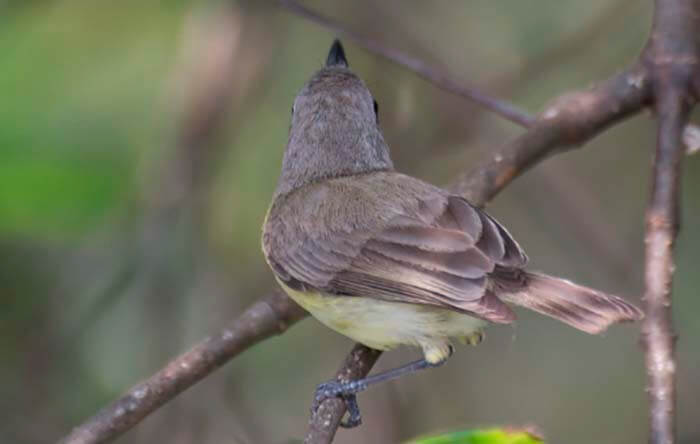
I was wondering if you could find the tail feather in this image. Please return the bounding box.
[499,272,644,334]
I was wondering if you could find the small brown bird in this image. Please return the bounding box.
[262,40,643,427]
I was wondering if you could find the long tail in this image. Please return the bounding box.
[498,271,644,334]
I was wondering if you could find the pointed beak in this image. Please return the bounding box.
[326,39,348,67]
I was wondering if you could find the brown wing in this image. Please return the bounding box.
[263,174,527,323]
[330,196,527,322]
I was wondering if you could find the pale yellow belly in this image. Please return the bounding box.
[278,279,485,363]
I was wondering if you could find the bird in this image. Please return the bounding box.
[261,39,643,427]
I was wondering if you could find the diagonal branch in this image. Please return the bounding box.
[58,291,307,444]
[278,0,534,128]
[452,64,651,203]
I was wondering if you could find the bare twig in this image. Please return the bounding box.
[278,0,534,128]
[642,92,684,444]
[640,1,699,444]
[58,291,307,444]
[452,64,651,203]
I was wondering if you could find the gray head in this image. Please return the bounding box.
[275,39,393,195]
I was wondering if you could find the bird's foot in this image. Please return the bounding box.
[311,379,367,428]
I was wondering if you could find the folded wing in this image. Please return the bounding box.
[264,182,527,324]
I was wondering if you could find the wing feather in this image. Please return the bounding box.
[263,173,528,323]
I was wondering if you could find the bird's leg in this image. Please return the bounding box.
[312,346,452,428]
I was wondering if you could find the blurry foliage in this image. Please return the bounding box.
[0,3,188,239]
[406,428,543,444]
[1,1,699,444]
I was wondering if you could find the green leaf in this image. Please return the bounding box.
[406,427,544,444]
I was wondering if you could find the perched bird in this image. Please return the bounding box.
[262,39,643,427]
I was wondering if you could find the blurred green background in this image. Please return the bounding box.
[2,1,699,443]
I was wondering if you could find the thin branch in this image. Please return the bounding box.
[640,1,699,444]
[304,345,382,444]
[452,64,651,203]
[642,91,685,444]
[58,291,307,444]
[278,0,535,128]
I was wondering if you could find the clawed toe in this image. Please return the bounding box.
[338,394,362,428]
[311,380,366,428]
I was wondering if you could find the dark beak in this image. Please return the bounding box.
[326,39,348,67]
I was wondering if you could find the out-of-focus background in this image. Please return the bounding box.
[3,1,699,443]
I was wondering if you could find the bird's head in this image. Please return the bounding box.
[276,40,392,195]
